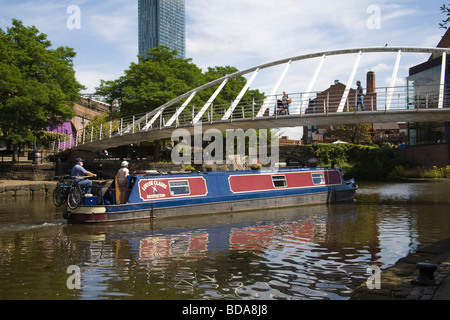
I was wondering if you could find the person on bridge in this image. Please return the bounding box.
[356,81,365,111]
[71,158,97,194]
[282,91,291,115]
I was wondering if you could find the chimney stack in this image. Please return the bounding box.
[367,71,376,94]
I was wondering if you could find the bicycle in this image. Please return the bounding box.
[67,183,83,210]
[53,176,93,210]
[53,175,73,207]
[67,176,96,210]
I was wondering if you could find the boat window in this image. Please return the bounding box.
[311,173,325,185]
[272,175,287,188]
[169,180,190,196]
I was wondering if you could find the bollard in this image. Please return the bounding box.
[55,158,63,177]
[411,262,438,286]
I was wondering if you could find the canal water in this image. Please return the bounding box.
[0,181,449,300]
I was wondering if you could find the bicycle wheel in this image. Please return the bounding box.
[53,186,67,207]
[67,186,82,210]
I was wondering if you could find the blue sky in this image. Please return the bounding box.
[0,0,447,138]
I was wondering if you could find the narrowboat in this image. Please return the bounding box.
[61,168,358,224]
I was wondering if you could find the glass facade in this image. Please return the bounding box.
[407,58,448,110]
[138,0,186,59]
[406,55,450,144]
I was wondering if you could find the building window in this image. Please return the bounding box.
[169,180,190,195]
[311,173,325,185]
[272,175,287,188]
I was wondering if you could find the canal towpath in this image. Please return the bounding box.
[0,179,58,196]
[351,237,450,300]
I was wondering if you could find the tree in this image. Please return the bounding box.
[96,46,266,119]
[95,46,267,162]
[202,66,265,118]
[96,46,206,117]
[327,123,373,144]
[440,3,450,29]
[0,19,84,161]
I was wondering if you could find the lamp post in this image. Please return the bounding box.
[81,115,86,144]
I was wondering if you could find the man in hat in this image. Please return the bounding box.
[71,158,97,194]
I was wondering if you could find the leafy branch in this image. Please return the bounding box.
[440,4,450,29]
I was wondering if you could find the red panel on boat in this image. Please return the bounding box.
[229,171,342,193]
[138,177,208,201]
[323,170,342,185]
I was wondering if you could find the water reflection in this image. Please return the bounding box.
[0,182,449,300]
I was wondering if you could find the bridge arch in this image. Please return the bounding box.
[56,46,450,152]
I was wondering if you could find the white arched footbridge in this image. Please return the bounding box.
[57,46,450,152]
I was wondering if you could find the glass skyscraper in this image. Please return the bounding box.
[138,0,186,59]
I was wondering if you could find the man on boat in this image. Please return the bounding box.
[71,158,97,194]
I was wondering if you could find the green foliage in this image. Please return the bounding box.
[344,144,398,181]
[96,46,205,117]
[327,123,373,144]
[36,130,71,143]
[83,112,119,143]
[0,19,84,146]
[440,3,450,29]
[392,165,450,179]
[96,46,265,118]
[293,143,416,181]
[427,166,450,178]
[203,66,264,108]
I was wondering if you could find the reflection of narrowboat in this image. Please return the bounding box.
[62,168,358,224]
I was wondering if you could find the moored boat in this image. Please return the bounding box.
[60,167,358,224]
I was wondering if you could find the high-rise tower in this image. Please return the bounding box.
[138,0,186,59]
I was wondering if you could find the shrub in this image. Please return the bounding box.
[291,143,417,181]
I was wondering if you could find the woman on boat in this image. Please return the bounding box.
[116,161,129,204]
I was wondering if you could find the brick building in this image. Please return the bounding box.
[47,97,113,150]
[302,72,378,144]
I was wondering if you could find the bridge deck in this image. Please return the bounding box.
[67,108,450,152]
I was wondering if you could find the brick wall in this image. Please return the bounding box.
[396,143,450,168]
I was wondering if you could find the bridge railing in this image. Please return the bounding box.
[53,84,448,153]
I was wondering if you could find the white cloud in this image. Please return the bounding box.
[75,67,124,93]
[186,0,371,66]
[380,4,417,23]
[90,15,135,41]
[187,0,446,101]
[371,63,392,73]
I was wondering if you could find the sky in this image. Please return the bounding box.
[0,0,447,139]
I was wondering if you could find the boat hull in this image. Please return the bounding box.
[64,186,356,224]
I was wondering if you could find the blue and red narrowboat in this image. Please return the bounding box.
[62,168,358,224]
